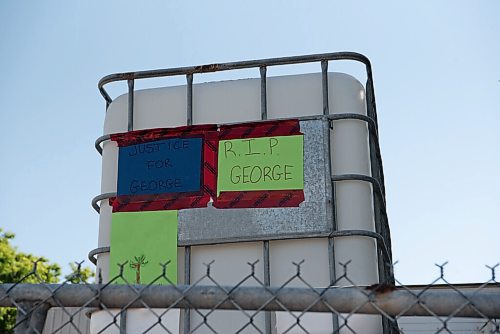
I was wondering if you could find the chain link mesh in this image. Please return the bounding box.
[0,260,498,334]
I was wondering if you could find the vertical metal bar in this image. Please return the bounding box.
[119,310,127,334]
[260,66,268,120]
[323,60,339,332]
[184,72,193,334]
[184,61,192,329]
[365,69,394,334]
[321,60,329,116]
[365,75,385,284]
[263,240,271,334]
[15,302,50,334]
[184,247,191,334]
[29,303,50,334]
[15,303,30,334]
[260,64,271,334]
[186,74,194,126]
[328,237,339,331]
[127,79,135,132]
[366,74,386,198]
[327,139,339,331]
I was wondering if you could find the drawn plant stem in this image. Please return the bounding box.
[130,255,148,284]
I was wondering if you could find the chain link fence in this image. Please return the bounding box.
[0,260,499,334]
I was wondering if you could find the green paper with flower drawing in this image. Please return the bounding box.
[109,211,177,284]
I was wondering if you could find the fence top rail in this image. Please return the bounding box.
[98,51,373,105]
[1,283,499,318]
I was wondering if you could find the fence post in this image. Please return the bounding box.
[15,301,50,334]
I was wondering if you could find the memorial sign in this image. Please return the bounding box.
[117,137,203,196]
[110,124,218,212]
[217,135,304,193]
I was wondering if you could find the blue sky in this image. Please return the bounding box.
[0,1,498,284]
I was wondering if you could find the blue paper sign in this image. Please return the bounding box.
[117,137,203,196]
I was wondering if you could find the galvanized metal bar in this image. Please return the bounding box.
[85,229,389,264]
[88,246,111,265]
[365,75,379,133]
[328,113,377,134]
[330,172,393,280]
[186,74,193,126]
[321,60,329,116]
[91,192,117,213]
[93,113,378,155]
[184,74,193,334]
[324,86,337,334]
[88,169,391,253]
[95,134,111,155]
[14,301,50,334]
[99,86,113,107]
[369,129,386,285]
[263,240,271,334]
[3,284,500,318]
[325,116,339,332]
[331,174,385,207]
[331,174,389,248]
[127,79,134,132]
[14,302,30,334]
[98,52,372,100]
[365,75,385,198]
[365,71,393,298]
[184,246,191,334]
[329,229,391,266]
[261,62,270,334]
[364,71,386,286]
[328,237,340,331]
[14,313,29,333]
[119,309,127,334]
[260,66,267,120]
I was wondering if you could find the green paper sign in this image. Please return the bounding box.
[109,211,177,284]
[217,135,304,193]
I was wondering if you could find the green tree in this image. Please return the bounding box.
[0,229,95,332]
[0,229,61,333]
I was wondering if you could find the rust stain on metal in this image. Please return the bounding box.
[195,63,222,73]
[365,283,396,294]
[118,72,135,80]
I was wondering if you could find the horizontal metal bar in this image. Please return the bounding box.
[87,229,390,267]
[1,284,499,318]
[98,52,372,103]
[329,229,391,266]
[95,134,111,155]
[93,114,377,154]
[91,192,116,213]
[331,173,389,230]
[331,173,392,270]
[88,247,111,265]
[327,113,377,134]
[331,174,385,206]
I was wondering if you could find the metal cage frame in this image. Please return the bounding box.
[89,52,395,333]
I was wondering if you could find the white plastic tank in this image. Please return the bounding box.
[92,72,381,333]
